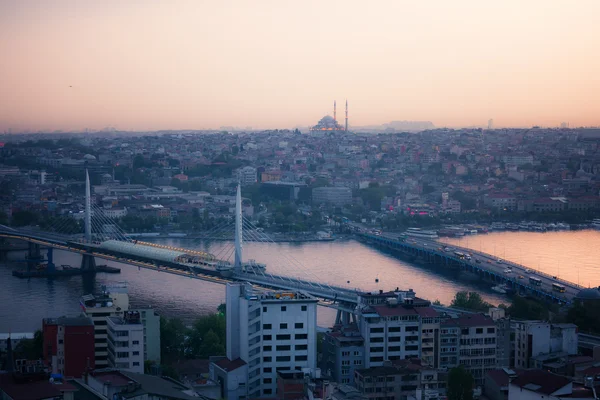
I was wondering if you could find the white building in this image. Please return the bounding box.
[107,311,145,374]
[514,322,578,369]
[237,166,257,186]
[103,207,128,219]
[210,283,318,399]
[312,186,352,206]
[80,283,130,369]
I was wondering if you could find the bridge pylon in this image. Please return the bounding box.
[80,253,96,271]
[234,183,243,271]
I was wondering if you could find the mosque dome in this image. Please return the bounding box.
[575,287,600,301]
[83,154,97,161]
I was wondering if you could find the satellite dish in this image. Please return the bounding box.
[49,378,54,383]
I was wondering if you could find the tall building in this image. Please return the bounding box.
[312,186,352,206]
[210,282,318,399]
[440,314,497,386]
[355,290,439,368]
[42,316,95,377]
[237,166,257,186]
[321,324,365,384]
[513,321,578,369]
[80,283,130,368]
[80,284,161,367]
[107,311,145,374]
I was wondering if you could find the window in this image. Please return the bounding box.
[58,339,64,344]
[406,345,419,351]
[342,351,350,357]
[263,346,272,351]
[387,376,395,382]
[133,351,140,356]
[295,334,308,340]
[371,337,384,343]
[354,351,360,356]
[354,360,362,365]
[476,328,483,334]
[117,352,129,358]
[132,340,139,345]
[264,389,272,395]
[295,355,307,361]
[281,306,287,311]
[487,327,495,334]
[389,336,401,342]
[301,305,307,311]
[342,368,350,375]
[342,378,350,384]
[264,324,272,330]
[133,362,140,366]
[370,356,384,362]
[263,356,272,362]
[388,327,401,332]
[295,344,307,351]
[389,346,401,352]
[276,345,291,351]
[264,367,272,373]
[263,306,267,312]
[342,360,350,366]
[370,327,384,333]
[276,334,291,340]
[370,347,383,352]
[280,323,288,329]
[295,322,304,329]
[263,378,272,384]
[263,335,272,341]
[276,356,291,362]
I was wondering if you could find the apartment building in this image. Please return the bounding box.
[312,186,352,206]
[42,316,95,377]
[80,283,130,368]
[441,314,498,385]
[514,321,578,369]
[356,290,437,368]
[210,283,318,400]
[107,311,145,374]
[321,324,365,384]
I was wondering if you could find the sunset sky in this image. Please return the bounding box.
[1,0,599,131]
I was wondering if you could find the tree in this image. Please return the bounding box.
[447,366,474,400]
[198,329,225,358]
[11,210,39,227]
[14,330,43,360]
[507,296,551,321]
[217,303,226,316]
[451,292,492,312]
[160,317,188,364]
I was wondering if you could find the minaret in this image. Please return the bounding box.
[345,100,348,133]
[334,100,337,122]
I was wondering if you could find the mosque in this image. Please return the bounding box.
[310,100,349,134]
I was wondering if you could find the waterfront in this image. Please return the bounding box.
[2,230,599,332]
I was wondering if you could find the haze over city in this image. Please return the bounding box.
[1,0,599,132]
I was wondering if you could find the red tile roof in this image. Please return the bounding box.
[510,370,570,395]
[415,307,439,318]
[372,305,418,317]
[0,374,63,400]
[215,358,247,372]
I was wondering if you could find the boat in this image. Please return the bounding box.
[403,228,438,239]
[506,224,520,231]
[491,285,507,294]
[490,222,506,231]
[592,219,600,230]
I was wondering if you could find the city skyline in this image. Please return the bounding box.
[1,0,599,132]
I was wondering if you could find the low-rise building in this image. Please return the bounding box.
[42,316,95,377]
[514,321,578,369]
[321,324,365,384]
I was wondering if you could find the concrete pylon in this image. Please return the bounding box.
[85,169,92,242]
[234,184,243,270]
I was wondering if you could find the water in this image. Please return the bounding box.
[2,231,597,332]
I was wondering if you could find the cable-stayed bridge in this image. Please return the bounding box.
[0,172,361,316]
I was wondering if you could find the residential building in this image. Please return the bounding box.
[514,321,578,369]
[210,282,318,399]
[133,306,161,364]
[484,368,519,400]
[508,369,595,400]
[312,186,352,206]
[442,314,498,386]
[321,324,365,384]
[237,166,257,186]
[42,316,95,377]
[484,194,517,211]
[356,290,436,368]
[107,311,145,374]
[80,283,130,368]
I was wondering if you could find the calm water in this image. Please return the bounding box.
[2,231,598,332]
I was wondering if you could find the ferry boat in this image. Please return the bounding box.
[402,228,439,239]
[491,284,508,294]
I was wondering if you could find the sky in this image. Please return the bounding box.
[0,0,599,132]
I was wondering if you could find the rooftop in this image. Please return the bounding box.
[0,374,63,400]
[214,357,247,372]
[510,369,571,395]
[43,316,94,327]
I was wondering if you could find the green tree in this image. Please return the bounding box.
[507,296,551,321]
[160,317,188,364]
[451,292,492,312]
[565,300,600,334]
[198,329,225,358]
[447,366,474,400]
[217,303,226,316]
[14,330,43,360]
[11,210,39,227]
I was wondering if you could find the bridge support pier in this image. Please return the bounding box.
[335,310,355,326]
[80,253,96,272]
[46,247,55,273]
[27,242,43,271]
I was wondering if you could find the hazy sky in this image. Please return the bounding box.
[1,0,599,131]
